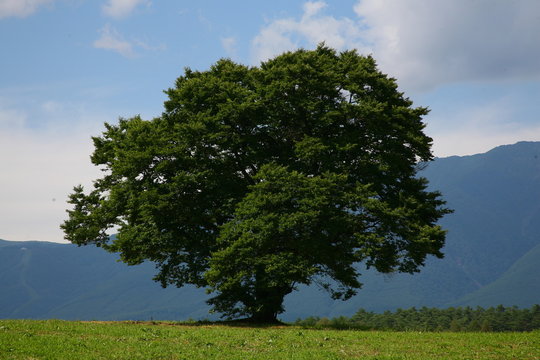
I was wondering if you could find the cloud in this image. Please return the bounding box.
[0,103,107,242]
[221,36,237,58]
[93,25,165,58]
[0,0,54,18]
[353,0,540,91]
[426,95,540,157]
[0,106,27,129]
[133,39,166,52]
[249,1,540,158]
[93,25,136,57]
[102,0,150,18]
[430,123,540,158]
[302,1,326,18]
[197,10,212,32]
[0,97,111,243]
[0,128,101,243]
[252,1,540,91]
[251,1,369,64]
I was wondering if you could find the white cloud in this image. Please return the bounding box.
[0,0,54,18]
[426,97,540,157]
[41,100,63,113]
[93,25,165,58]
[0,98,110,243]
[354,0,540,91]
[133,39,166,52]
[102,0,149,18]
[302,1,326,18]
[252,1,540,91]
[0,125,103,243]
[197,10,212,32]
[221,36,237,58]
[0,106,27,129]
[430,123,540,158]
[93,24,136,58]
[249,1,540,157]
[251,1,369,64]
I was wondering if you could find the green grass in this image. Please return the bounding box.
[1,320,539,359]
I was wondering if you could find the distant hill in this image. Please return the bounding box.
[0,240,209,320]
[1,141,539,321]
[449,241,540,308]
[285,141,540,317]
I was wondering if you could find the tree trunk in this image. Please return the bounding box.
[249,283,291,323]
[250,309,280,324]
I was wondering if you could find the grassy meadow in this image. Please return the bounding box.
[1,320,539,359]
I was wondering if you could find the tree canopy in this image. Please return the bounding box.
[62,45,451,322]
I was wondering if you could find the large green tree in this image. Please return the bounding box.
[62,45,451,323]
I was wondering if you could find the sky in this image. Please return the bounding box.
[1,0,540,243]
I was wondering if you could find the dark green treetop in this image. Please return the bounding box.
[62,45,451,322]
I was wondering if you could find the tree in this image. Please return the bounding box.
[62,45,451,323]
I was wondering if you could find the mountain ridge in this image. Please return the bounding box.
[1,141,539,320]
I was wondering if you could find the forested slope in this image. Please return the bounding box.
[2,141,539,320]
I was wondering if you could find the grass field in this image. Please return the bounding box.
[1,320,539,359]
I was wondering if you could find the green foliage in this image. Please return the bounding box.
[1,320,539,359]
[294,305,540,332]
[62,45,450,321]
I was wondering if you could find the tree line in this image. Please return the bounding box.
[294,305,540,332]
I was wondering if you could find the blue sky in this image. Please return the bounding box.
[1,0,540,242]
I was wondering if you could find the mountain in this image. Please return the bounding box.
[1,141,540,321]
[0,240,210,320]
[425,141,540,289]
[286,141,540,317]
[449,241,540,308]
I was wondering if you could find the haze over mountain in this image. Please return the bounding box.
[1,141,539,321]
